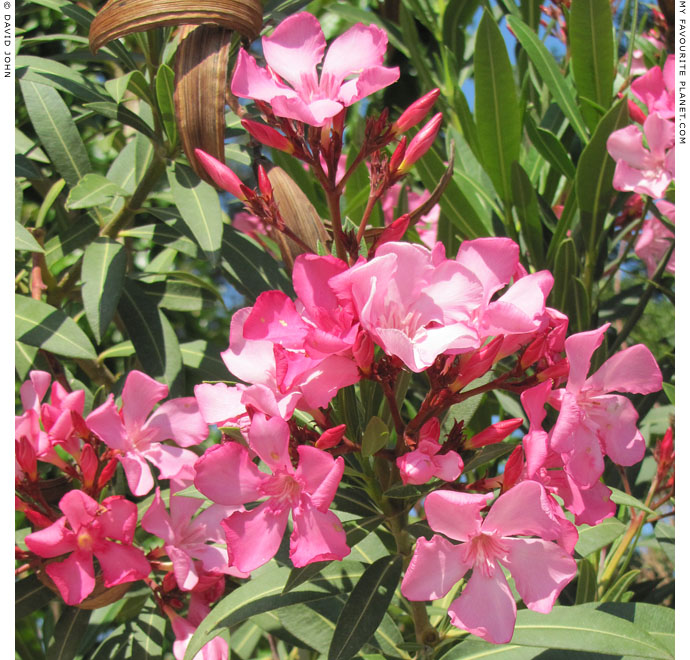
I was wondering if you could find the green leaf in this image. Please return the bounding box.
[105,70,155,106]
[509,604,673,658]
[550,237,579,313]
[328,555,403,660]
[230,621,263,660]
[474,10,522,204]
[20,80,91,186]
[46,607,92,660]
[661,382,674,405]
[570,0,615,132]
[511,162,544,268]
[654,522,674,565]
[361,416,390,457]
[609,487,655,514]
[130,606,167,659]
[221,225,292,299]
[117,279,183,394]
[575,99,629,255]
[83,101,159,142]
[439,641,545,659]
[16,574,55,619]
[81,238,127,343]
[167,163,223,264]
[16,294,97,359]
[575,558,598,604]
[184,561,367,660]
[506,15,589,143]
[180,339,230,381]
[463,442,518,473]
[524,113,576,180]
[156,64,177,146]
[571,276,591,332]
[575,517,626,557]
[600,569,640,603]
[16,222,45,253]
[121,220,200,258]
[65,174,127,210]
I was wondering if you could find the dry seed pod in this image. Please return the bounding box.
[174,24,232,182]
[88,0,262,52]
[267,166,330,270]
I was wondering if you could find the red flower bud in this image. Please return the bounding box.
[654,426,674,483]
[80,444,98,488]
[315,424,347,449]
[353,331,375,375]
[372,214,410,253]
[15,438,37,481]
[257,164,273,199]
[501,446,525,493]
[450,336,504,393]
[242,119,294,154]
[537,358,570,385]
[393,88,441,134]
[464,418,523,450]
[388,136,407,174]
[626,97,647,124]
[97,457,119,489]
[194,149,246,200]
[398,113,442,173]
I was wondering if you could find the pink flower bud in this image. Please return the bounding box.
[97,457,118,489]
[372,214,410,252]
[393,88,440,134]
[626,97,647,124]
[654,426,674,482]
[15,438,37,481]
[315,424,347,449]
[353,331,375,374]
[242,119,294,154]
[194,149,246,200]
[388,136,407,174]
[464,418,523,450]
[501,445,525,493]
[537,358,570,385]
[520,334,547,369]
[398,113,442,173]
[257,164,273,199]
[80,444,98,488]
[450,336,503,393]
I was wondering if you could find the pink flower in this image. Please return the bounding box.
[401,481,576,644]
[635,200,675,277]
[330,242,483,372]
[24,490,150,605]
[396,418,463,485]
[607,112,675,198]
[549,324,662,486]
[631,55,675,119]
[231,12,399,127]
[86,371,209,496]
[141,481,248,590]
[194,414,350,572]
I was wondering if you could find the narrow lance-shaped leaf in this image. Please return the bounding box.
[66,173,128,210]
[16,223,45,253]
[474,10,522,205]
[327,555,403,660]
[19,80,91,187]
[81,238,127,343]
[16,574,56,620]
[45,607,92,660]
[511,162,544,269]
[167,163,223,265]
[361,416,389,458]
[570,0,615,132]
[16,294,97,360]
[155,63,177,146]
[506,15,589,143]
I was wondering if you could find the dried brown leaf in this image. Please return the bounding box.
[174,24,232,182]
[89,0,262,52]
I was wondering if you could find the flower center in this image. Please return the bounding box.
[260,469,302,509]
[462,530,508,577]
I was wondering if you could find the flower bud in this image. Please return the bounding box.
[315,424,347,449]
[397,113,442,173]
[627,98,647,124]
[654,426,674,483]
[15,438,37,481]
[501,445,525,493]
[257,164,273,199]
[242,119,294,154]
[536,358,570,385]
[450,336,503,393]
[80,444,98,488]
[464,418,523,450]
[372,214,410,253]
[393,88,440,134]
[353,331,375,375]
[388,136,407,174]
[194,149,246,200]
[97,457,118,489]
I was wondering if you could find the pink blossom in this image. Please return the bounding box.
[168,595,229,660]
[549,324,662,487]
[330,242,483,372]
[141,480,248,590]
[635,200,675,277]
[232,211,267,240]
[393,88,440,134]
[607,112,675,198]
[397,113,442,172]
[194,414,350,572]
[401,481,576,644]
[194,150,246,200]
[24,490,150,605]
[86,371,209,496]
[631,55,675,119]
[396,418,463,485]
[231,12,399,127]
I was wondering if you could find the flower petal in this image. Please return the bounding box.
[46,551,95,605]
[564,325,608,393]
[25,517,76,558]
[424,490,490,541]
[141,488,175,544]
[501,537,576,613]
[448,569,516,644]
[401,535,470,601]
[100,495,139,544]
[222,501,290,573]
[586,344,662,395]
[119,452,155,497]
[121,370,168,431]
[290,503,349,567]
[86,396,128,451]
[194,442,265,506]
[146,397,209,447]
[248,414,291,471]
[296,448,343,510]
[60,489,99,531]
[230,48,297,104]
[94,541,151,587]
[337,65,400,105]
